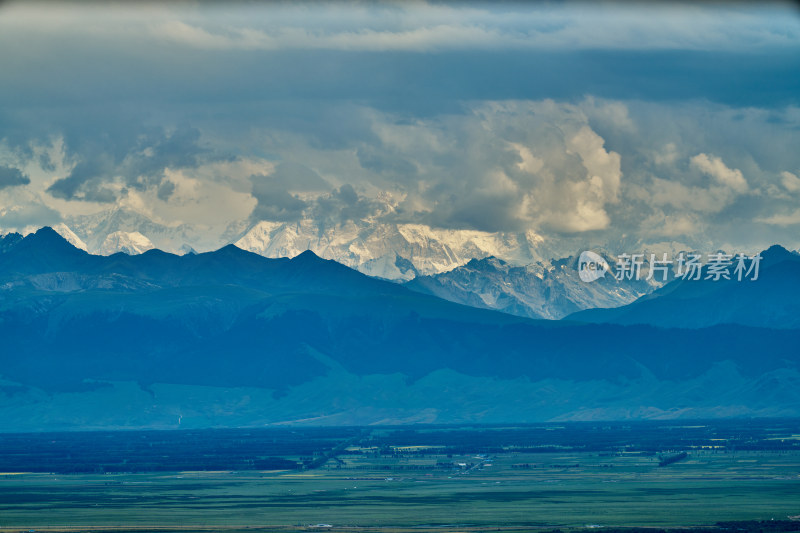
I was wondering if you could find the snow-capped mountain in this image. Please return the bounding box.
[57,204,563,272]
[406,254,662,320]
[235,219,559,280]
[52,223,88,252]
[99,231,155,255]
[2,230,798,430]
[65,208,204,255]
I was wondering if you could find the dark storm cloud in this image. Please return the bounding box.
[247,162,331,222]
[157,180,176,201]
[313,184,381,224]
[249,174,309,222]
[356,144,418,176]
[46,153,116,202]
[46,126,207,202]
[0,166,30,189]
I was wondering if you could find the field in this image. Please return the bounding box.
[0,421,799,532]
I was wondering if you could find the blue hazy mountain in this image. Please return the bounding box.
[0,228,799,430]
[568,245,800,329]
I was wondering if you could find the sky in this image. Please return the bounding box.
[1,1,799,255]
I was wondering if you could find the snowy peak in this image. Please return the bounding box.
[179,244,198,256]
[235,219,553,280]
[65,207,206,255]
[99,231,155,255]
[52,223,88,252]
[24,226,85,255]
[464,256,509,272]
[406,252,656,320]
[0,226,89,275]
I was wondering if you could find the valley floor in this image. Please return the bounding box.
[1,423,799,531]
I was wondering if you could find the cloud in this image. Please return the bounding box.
[2,3,796,63]
[249,174,308,223]
[269,161,330,193]
[46,127,208,203]
[0,166,30,189]
[652,143,680,167]
[646,177,735,214]
[3,83,800,253]
[312,184,384,224]
[640,211,701,238]
[353,101,626,234]
[690,153,749,193]
[781,171,800,192]
[143,4,800,53]
[558,125,622,231]
[226,98,797,250]
[756,209,800,227]
[247,161,331,223]
[0,1,796,254]
[0,198,60,231]
[156,180,176,201]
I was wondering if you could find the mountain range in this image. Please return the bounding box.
[569,245,800,329]
[49,208,659,316]
[54,206,587,280]
[405,254,660,320]
[234,219,554,280]
[52,206,559,277]
[0,227,798,431]
[64,208,201,255]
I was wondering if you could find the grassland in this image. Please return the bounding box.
[1,448,799,531]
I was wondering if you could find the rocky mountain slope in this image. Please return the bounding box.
[406,255,659,320]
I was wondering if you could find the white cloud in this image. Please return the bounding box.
[509,143,544,175]
[690,153,749,194]
[640,212,700,238]
[756,209,800,227]
[567,126,622,205]
[781,171,800,192]
[579,97,636,133]
[148,9,799,53]
[4,3,798,53]
[647,177,735,213]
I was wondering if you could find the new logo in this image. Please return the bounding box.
[578,251,610,283]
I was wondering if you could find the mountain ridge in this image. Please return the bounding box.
[1,228,799,430]
[406,253,659,320]
[568,244,800,329]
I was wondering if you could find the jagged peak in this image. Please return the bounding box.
[292,249,324,262]
[465,255,508,270]
[214,243,256,256]
[33,225,62,238]
[762,243,791,256]
[23,226,85,254]
[0,231,23,250]
[0,226,90,267]
[760,244,798,268]
[139,248,177,258]
[179,244,198,256]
